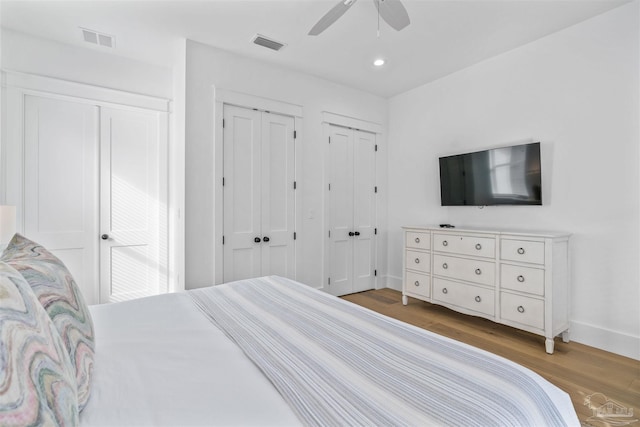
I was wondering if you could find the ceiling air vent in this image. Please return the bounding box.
[81,28,115,48]
[251,34,286,51]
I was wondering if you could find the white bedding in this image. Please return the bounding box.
[81,277,579,426]
[80,291,300,426]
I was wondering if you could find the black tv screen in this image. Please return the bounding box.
[439,142,542,206]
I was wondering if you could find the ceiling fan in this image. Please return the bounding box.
[308,0,411,36]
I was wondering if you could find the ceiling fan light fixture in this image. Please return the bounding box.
[373,58,385,67]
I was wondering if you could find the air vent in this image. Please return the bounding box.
[80,28,115,48]
[251,34,286,51]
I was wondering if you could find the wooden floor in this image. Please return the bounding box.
[342,289,639,426]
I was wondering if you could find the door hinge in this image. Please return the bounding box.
[294,130,297,139]
[375,228,377,235]
[375,186,378,193]
[328,277,331,285]
[328,230,331,238]
[328,183,331,191]
[375,144,378,152]
[222,118,225,128]
[328,136,331,144]
[222,177,225,186]
[222,235,225,245]
[293,181,297,190]
[294,232,297,240]
[374,269,377,276]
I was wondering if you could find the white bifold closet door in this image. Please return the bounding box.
[99,107,167,303]
[327,125,376,296]
[223,104,295,283]
[22,94,167,304]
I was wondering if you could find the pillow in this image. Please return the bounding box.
[1,234,95,411]
[0,261,79,426]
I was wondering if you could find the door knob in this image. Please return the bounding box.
[354,231,360,236]
[263,236,270,242]
[348,232,355,237]
[101,234,109,240]
[254,237,261,243]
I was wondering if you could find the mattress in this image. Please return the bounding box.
[81,276,579,426]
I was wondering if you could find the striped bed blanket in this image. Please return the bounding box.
[189,276,579,427]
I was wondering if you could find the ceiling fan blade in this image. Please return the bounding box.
[308,0,358,36]
[374,0,410,31]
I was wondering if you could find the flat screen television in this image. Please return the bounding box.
[439,142,542,206]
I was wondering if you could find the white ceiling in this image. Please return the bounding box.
[1,0,628,98]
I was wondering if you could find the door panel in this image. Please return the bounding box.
[327,127,354,296]
[100,107,166,303]
[261,112,295,279]
[23,95,99,304]
[223,105,262,282]
[352,130,376,293]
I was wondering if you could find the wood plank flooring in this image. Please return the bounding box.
[342,289,640,426]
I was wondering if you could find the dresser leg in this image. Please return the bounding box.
[402,295,408,305]
[545,338,555,354]
[561,330,570,343]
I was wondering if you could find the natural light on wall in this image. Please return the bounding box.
[0,206,17,249]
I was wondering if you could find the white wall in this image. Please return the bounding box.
[185,40,388,289]
[387,3,639,359]
[1,29,172,99]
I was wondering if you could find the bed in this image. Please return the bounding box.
[1,234,579,426]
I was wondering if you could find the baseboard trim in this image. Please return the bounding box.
[381,275,402,292]
[569,320,639,360]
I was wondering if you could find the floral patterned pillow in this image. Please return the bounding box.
[0,261,79,426]
[1,234,95,411]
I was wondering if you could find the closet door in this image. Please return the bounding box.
[222,105,295,282]
[327,125,376,296]
[352,130,376,293]
[99,107,168,303]
[223,105,262,282]
[23,95,99,304]
[327,126,354,296]
[260,112,295,278]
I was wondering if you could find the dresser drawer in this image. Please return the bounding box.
[500,292,544,330]
[433,278,494,317]
[501,264,544,296]
[501,238,545,265]
[406,231,430,250]
[433,233,496,258]
[406,250,430,273]
[405,271,430,298]
[433,254,495,286]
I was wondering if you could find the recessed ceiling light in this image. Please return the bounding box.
[373,58,385,67]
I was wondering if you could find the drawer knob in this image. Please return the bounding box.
[442,263,448,269]
[414,258,420,264]
[517,275,525,283]
[415,237,420,243]
[475,296,481,303]
[517,305,525,313]
[414,281,420,287]
[475,243,482,250]
[442,240,448,247]
[442,288,448,294]
[517,247,526,255]
[475,268,482,275]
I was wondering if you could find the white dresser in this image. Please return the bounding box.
[402,226,570,354]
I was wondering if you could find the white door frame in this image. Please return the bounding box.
[322,112,383,293]
[213,88,303,285]
[0,71,180,295]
